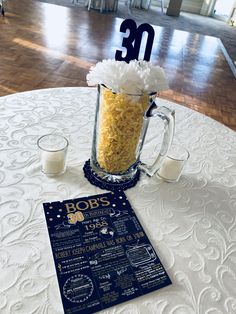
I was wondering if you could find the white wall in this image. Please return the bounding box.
[200,0,215,15]
[181,0,204,14]
[230,0,236,20]
[153,0,204,14]
[200,0,236,16]
[154,0,236,15]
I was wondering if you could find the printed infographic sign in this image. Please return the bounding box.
[43,191,171,313]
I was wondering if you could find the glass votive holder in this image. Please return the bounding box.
[37,134,69,176]
[157,144,190,182]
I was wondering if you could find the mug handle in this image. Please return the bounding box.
[138,99,175,177]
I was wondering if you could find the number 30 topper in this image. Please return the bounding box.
[115,19,155,62]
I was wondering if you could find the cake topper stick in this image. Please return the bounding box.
[115,19,155,62]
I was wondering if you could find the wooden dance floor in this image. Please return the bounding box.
[0,0,235,129]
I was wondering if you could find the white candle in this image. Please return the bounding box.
[158,157,184,182]
[41,151,66,175]
[37,134,69,176]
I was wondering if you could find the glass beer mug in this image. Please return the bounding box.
[90,85,175,184]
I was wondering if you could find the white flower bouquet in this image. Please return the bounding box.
[86,59,168,94]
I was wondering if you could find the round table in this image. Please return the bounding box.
[0,87,235,314]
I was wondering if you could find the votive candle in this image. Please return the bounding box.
[37,134,69,176]
[157,144,189,182]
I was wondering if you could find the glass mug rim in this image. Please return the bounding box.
[100,84,157,97]
[37,134,69,153]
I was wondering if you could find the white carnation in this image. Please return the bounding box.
[86,59,168,94]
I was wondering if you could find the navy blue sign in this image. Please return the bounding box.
[43,191,171,314]
[115,19,155,62]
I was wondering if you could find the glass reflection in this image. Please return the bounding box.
[169,30,189,55]
[42,5,69,50]
[191,36,219,85]
[151,26,164,59]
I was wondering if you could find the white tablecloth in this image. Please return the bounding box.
[0,87,235,314]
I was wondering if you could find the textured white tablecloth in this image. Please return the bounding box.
[0,87,235,314]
